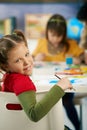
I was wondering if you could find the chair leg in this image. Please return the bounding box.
[79,105,82,130]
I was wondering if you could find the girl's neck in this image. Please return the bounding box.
[47,42,64,55]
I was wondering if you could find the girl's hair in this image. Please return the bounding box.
[46,14,69,51]
[0,30,28,71]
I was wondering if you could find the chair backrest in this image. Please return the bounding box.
[0,92,50,130]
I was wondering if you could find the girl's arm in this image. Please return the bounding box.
[73,52,85,65]
[79,52,87,64]
[17,84,64,122]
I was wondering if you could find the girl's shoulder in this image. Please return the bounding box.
[38,38,47,44]
[5,73,28,81]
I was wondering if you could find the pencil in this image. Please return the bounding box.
[55,74,61,80]
[55,74,76,91]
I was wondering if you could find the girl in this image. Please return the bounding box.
[32,14,85,64]
[0,30,72,130]
[32,14,84,130]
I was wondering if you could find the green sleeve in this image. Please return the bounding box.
[18,85,65,122]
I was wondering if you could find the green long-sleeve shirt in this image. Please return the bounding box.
[18,85,68,130]
[18,84,65,122]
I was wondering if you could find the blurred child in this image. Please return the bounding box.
[77,2,87,49]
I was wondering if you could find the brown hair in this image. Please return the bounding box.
[46,14,69,52]
[0,30,28,71]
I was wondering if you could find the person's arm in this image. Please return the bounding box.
[80,51,87,64]
[32,38,47,61]
[73,52,85,64]
[32,39,42,58]
[79,52,85,62]
[17,84,64,122]
[79,25,87,49]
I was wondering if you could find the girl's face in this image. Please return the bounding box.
[5,43,33,76]
[48,30,63,48]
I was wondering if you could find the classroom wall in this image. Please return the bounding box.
[0,0,81,2]
[0,3,81,31]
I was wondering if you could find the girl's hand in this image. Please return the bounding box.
[57,77,73,91]
[34,53,46,61]
[84,50,87,64]
[73,57,81,65]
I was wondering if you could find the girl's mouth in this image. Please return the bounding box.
[24,65,32,71]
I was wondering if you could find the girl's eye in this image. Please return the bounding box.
[25,52,29,57]
[15,59,21,63]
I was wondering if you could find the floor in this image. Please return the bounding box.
[63,98,87,130]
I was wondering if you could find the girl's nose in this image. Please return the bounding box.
[24,58,29,65]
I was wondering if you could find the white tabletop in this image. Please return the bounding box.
[31,62,87,93]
